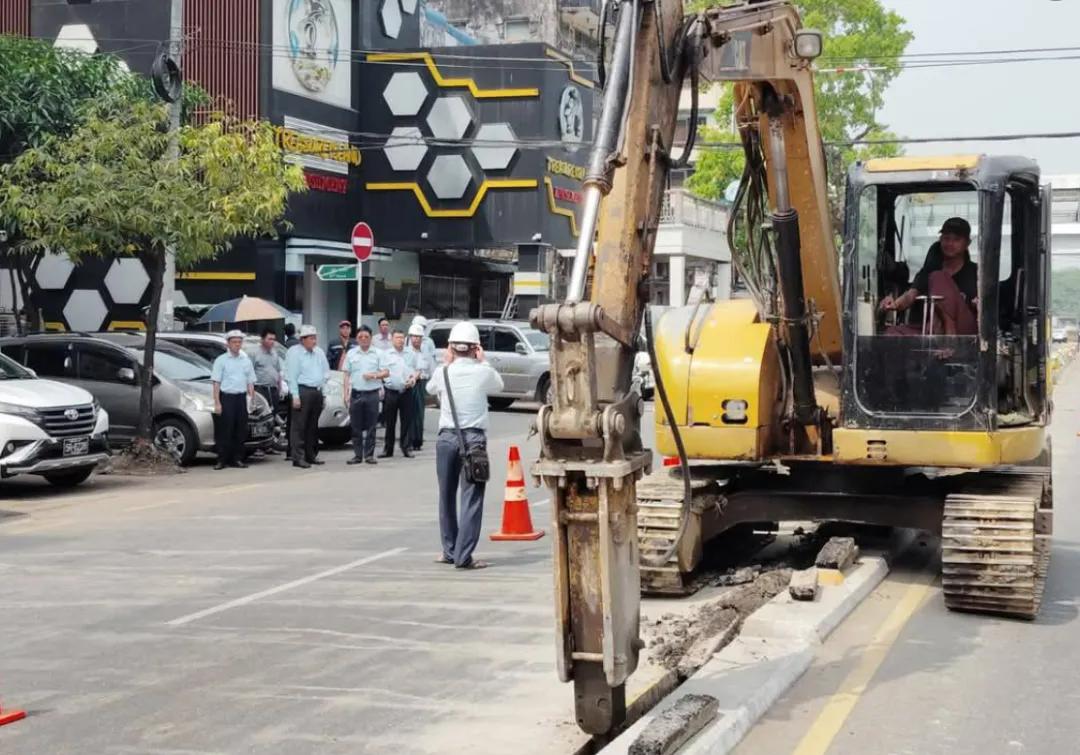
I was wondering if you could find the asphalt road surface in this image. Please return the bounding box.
[0,403,593,755]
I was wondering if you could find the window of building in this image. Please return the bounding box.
[421,275,470,319]
[504,17,531,42]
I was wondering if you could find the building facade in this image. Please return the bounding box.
[1,0,594,337]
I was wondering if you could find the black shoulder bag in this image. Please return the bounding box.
[443,365,490,483]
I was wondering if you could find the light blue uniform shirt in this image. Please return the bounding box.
[421,336,436,362]
[343,347,385,392]
[211,351,256,395]
[382,347,411,391]
[427,359,505,430]
[285,344,329,396]
[406,345,434,380]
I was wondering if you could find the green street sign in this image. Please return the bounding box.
[317,264,359,282]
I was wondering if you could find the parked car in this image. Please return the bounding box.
[425,319,551,409]
[0,333,273,466]
[154,331,351,444]
[0,349,110,487]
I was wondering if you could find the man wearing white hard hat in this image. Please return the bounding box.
[285,324,329,468]
[426,320,504,569]
[406,322,434,451]
[210,330,257,470]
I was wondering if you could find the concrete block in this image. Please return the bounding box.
[676,616,739,678]
[628,694,719,755]
[789,567,819,601]
[816,536,859,570]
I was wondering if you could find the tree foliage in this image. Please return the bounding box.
[686,0,913,228]
[0,100,305,444]
[1052,269,1080,318]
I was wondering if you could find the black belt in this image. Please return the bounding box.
[221,391,247,396]
[351,388,380,394]
[299,385,322,391]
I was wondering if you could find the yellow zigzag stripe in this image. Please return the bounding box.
[544,49,596,90]
[367,52,540,99]
[543,177,579,237]
[365,179,538,218]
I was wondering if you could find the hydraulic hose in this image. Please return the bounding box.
[639,305,693,568]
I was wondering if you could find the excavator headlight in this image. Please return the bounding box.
[722,399,749,425]
[793,30,823,60]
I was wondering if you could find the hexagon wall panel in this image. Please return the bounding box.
[427,155,473,200]
[473,123,518,171]
[103,258,150,305]
[385,126,428,172]
[401,0,418,14]
[380,0,403,39]
[426,96,473,142]
[64,290,108,331]
[383,71,428,117]
[35,253,75,290]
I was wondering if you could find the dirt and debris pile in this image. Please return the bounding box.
[644,568,792,674]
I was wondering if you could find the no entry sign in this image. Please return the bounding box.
[351,222,374,262]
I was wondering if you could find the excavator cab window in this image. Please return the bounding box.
[851,183,986,418]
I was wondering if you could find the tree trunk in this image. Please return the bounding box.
[8,265,21,336]
[14,257,39,332]
[136,249,166,444]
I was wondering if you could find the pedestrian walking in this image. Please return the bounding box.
[211,329,257,470]
[251,328,284,456]
[426,321,504,569]
[380,329,416,458]
[373,317,393,351]
[285,324,328,469]
[283,322,299,348]
[327,319,354,370]
[407,323,434,451]
[343,326,388,465]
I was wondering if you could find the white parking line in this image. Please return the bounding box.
[530,499,550,508]
[166,547,407,627]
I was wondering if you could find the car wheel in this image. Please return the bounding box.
[320,428,351,447]
[43,467,94,488]
[488,397,516,410]
[154,417,197,466]
[536,375,553,406]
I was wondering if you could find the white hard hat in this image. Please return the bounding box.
[226,329,245,340]
[408,323,425,336]
[448,321,481,345]
[299,324,318,338]
[411,315,429,327]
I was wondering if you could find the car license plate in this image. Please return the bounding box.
[251,422,271,439]
[63,437,89,457]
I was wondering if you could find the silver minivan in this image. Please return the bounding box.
[425,319,551,409]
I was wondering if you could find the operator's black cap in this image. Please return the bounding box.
[939,217,971,239]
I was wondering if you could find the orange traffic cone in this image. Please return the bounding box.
[491,446,545,541]
[0,698,26,727]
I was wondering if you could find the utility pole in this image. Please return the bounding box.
[159,0,183,331]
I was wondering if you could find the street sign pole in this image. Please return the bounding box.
[350,222,375,328]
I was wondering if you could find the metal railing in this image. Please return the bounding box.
[659,189,728,232]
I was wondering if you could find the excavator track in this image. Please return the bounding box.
[636,470,717,595]
[941,474,1052,620]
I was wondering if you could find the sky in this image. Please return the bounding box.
[878,0,1080,177]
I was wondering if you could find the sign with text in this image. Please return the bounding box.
[317,264,358,282]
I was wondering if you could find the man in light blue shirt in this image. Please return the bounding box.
[379,330,416,458]
[285,325,328,468]
[406,323,435,452]
[426,321,504,569]
[342,325,389,465]
[211,330,256,470]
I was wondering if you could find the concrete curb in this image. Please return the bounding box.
[601,553,892,755]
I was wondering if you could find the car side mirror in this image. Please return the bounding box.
[117,367,136,384]
[515,343,528,355]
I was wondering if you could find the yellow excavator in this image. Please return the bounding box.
[530,0,1053,737]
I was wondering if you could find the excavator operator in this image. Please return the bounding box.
[880,217,979,336]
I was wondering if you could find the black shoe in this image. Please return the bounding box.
[402,449,415,459]
[230,461,248,469]
[293,460,311,469]
[365,457,377,465]
[214,462,226,471]
[283,455,293,462]
[346,457,363,465]
[310,458,325,466]
[378,452,393,458]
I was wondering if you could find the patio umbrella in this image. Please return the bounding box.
[196,295,291,324]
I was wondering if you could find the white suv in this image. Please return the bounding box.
[0,351,110,487]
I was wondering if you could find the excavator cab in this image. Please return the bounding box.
[841,156,1051,437]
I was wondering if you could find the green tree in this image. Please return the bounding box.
[687,0,912,230]
[1052,269,1080,318]
[0,35,208,329]
[0,100,305,453]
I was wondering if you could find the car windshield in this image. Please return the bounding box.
[524,330,549,351]
[133,344,213,382]
[0,352,31,379]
